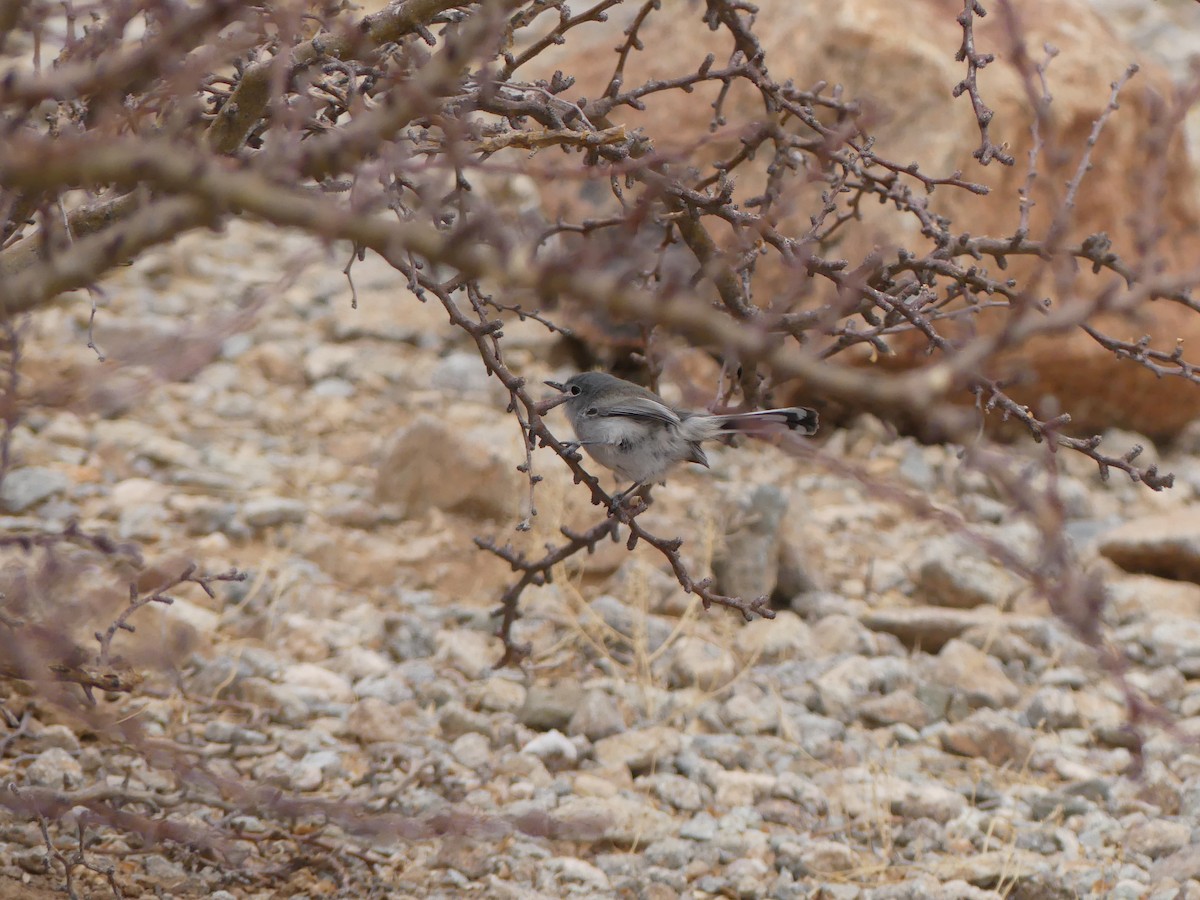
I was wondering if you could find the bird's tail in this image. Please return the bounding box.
[716,407,819,435]
[682,407,819,441]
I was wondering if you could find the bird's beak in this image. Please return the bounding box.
[544,380,567,392]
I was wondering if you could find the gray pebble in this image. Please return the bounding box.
[520,680,583,731]
[1,466,69,512]
[25,747,83,789]
[311,376,355,397]
[680,811,719,841]
[451,732,492,770]
[242,495,308,528]
[567,689,625,741]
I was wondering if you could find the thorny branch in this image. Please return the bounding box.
[954,0,1016,166]
[95,565,247,667]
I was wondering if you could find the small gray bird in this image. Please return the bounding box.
[549,372,818,488]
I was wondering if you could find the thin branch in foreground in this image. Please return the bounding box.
[954,0,1016,166]
[95,566,247,667]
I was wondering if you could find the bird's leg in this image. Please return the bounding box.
[609,482,652,514]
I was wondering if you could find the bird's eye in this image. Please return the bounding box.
[570,385,582,396]
[585,407,598,417]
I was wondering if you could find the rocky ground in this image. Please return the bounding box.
[0,220,1199,899]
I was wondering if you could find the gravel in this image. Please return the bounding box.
[6,211,1200,898]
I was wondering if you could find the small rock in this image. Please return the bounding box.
[775,516,823,600]
[814,655,912,722]
[346,697,408,744]
[138,434,205,469]
[892,782,967,824]
[793,839,857,875]
[254,753,323,791]
[573,772,619,798]
[242,496,308,528]
[324,499,400,529]
[916,537,1023,609]
[41,411,89,446]
[118,502,170,541]
[171,495,240,536]
[110,476,169,508]
[354,672,416,705]
[861,606,996,652]
[438,702,493,739]
[474,676,527,713]
[811,613,877,655]
[721,685,779,734]
[1023,687,1081,730]
[567,690,626,741]
[234,679,309,724]
[1029,789,1092,822]
[220,333,253,359]
[1127,819,1191,860]
[141,855,190,888]
[926,639,1020,710]
[728,859,772,896]
[26,724,81,754]
[734,611,814,663]
[773,772,828,815]
[375,415,522,520]
[594,726,682,774]
[589,594,673,651]
[1127,666,1187,704]
[303,344,358,382]
[644,837,698,870]
[606,559,682,614]
[1146,618,1200,666]
[938,848,1044,889]
[1151,844,1200,882]
[282,663,355,709]
[897,442,938,490]
[434,629,496,680]
[1107,574,1200,624]
[680,811,719,841]
[521,729,578,765]
[711,770,775,807]
[311,377,355,398]
[543,856,610,892]
[665,636,737,689]
[1,466,69,512]
[450,732,492,770]
[519,680,583,731]
[204,721,268,744]
[941,709,1033,766]
[820,767,911,821]
[640,772,706,812]
[555,795,675,846]
[328,646,391,682]
[1100,511,1200,583]
[25,747,83,789]
[134,596,219,662]
[712,484,788,601]
[858,688,933,729]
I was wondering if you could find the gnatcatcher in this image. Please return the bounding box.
[547,372,818,488]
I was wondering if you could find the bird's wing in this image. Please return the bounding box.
[598,396,683,427]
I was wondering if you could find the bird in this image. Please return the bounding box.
[548,371,818,490]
